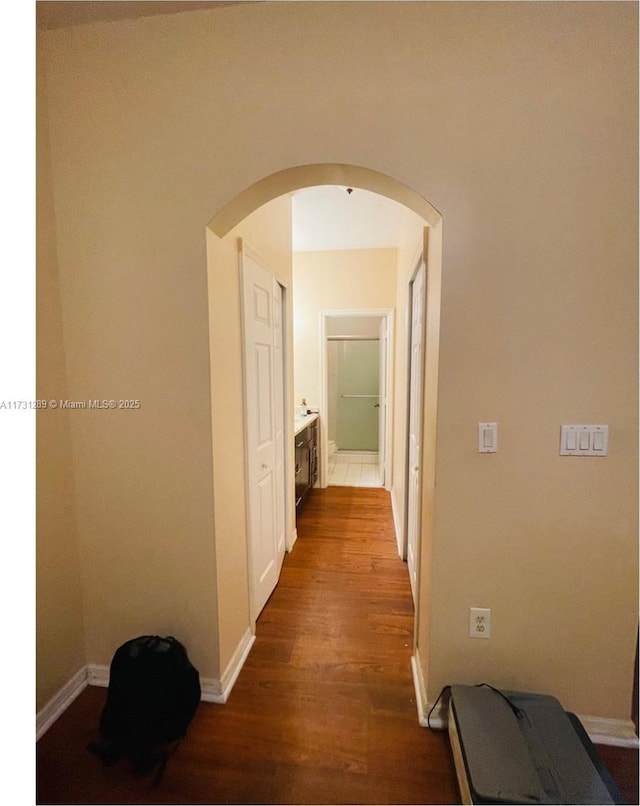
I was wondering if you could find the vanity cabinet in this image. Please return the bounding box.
[309,417,318,488]
[295,416,318,514]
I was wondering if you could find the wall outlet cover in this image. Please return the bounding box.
[469,607,491,638]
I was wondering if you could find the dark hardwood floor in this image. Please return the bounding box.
[37,487,638,805]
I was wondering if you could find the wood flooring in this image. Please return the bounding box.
[36,487,638,805]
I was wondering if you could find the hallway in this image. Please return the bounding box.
[36,487,638,804]
[37,487,459,804]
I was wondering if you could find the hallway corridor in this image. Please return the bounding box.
[37,487,459,804]
[36,487,638,804]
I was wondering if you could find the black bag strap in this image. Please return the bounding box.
[150,740,181,788]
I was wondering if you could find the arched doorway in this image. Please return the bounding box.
[205,163,442,703]
[208,163,442,235]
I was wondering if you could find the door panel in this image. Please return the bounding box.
[242,247,286,619]
[335,340,379,451]
[378,318,387,486]
[256,472,276,582]
[255,343,274,444]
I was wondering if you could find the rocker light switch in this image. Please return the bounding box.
[560,425,608,456]
[478,422,497,453]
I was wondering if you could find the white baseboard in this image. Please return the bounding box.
[87,663,109,687]
[410,651,427,724]
[36,667,88,741]
[410,650,638,747]
[39,645,639,752]
[199,677,224,702]
[88,629,255,705]
[89,629,256,705]
[578,714,639,748]
[411,649,447,729]
[390,487,404,559]
[37,629,257,739]
[201,628,255,704]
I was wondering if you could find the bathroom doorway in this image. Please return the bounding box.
[320,309,393,490]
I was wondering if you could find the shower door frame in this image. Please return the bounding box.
[319,308,394,491]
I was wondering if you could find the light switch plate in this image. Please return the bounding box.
[560,425,608,456]
[478,422,497,453]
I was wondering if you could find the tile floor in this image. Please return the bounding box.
[328,451,382,488]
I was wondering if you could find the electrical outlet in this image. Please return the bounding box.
[469,607,491,638]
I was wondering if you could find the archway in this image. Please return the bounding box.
[206,164,443,709]
[208,163,442,235]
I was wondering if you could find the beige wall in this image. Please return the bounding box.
[38,1,637,724]
[293,249,398,409]
[36,41,86,710]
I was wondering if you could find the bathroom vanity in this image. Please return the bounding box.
[294,413,318,515]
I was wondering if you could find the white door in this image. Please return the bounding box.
[377,317,387,486]
[406,258,426,603]
[241,247,286,619]
[272,275,286,570]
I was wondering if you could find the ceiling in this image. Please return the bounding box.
[36,1,249,30]
[292,186,421,253]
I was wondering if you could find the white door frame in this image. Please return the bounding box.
[319,308,394,491]
[239,239,293,623]
[403,250,427,604]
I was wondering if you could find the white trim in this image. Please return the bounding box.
[87,629,255,704]
[38,628,257,738]
[404,241,428,612]
[391,487,404,558]
[411,648,448,728]
[221,628,256,702]
[410,652,639,748]
[319,308,394,490]
[87,664,110,687]
[202,628,256,703]
[199,677,224,702]
[400,236,426,561]
[40,653,639,754]
[44,664,231,708]
[383,310,394,492]
[36,666,88,741]
[578,714,639,748]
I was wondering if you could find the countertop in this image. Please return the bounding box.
[294,412,319,437]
